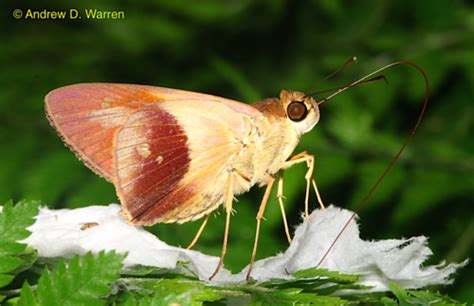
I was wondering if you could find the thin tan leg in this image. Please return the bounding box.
[277,172,292,244]
[186,214,210,250]
[282,152,315,223]
[209,173,234,280]
[304,170,311,222]
[288,151,309,160]
[312,178,325,209]
[304,156,315,221]
[246,176,275,280]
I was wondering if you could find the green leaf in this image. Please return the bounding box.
[18,282,37,306]
[380,296,398,305]
[0,200,39,249]
[0,274,15,288]
[13,247,38,275]
[389,283,462,305]
[249,287,349,305]
[0,200,39,288]
[407,289,461,304]
[28,251,125,306]
[293,267,360,283]
[0,256,22,274]
[389,283,411,306]
[120,265,161,277]
[257,268,370,299]
[121,278,224,306]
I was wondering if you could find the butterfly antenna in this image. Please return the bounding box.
[307,75,388,98]
[316,61,430,266]
[318,62,417,105]
[305,56,358,93]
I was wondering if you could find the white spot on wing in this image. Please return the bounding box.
[136,143,151,158]
[156,155,164,164]
[101,97,114,109]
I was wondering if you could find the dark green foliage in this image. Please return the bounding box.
[0,0,472,303]
[108,266,463,305]
[389,283,462,305]
[18,282,37,306]
[0,200,39,288]
[31,251,125,306]
[107,265,465,305]
[114,278,224,306]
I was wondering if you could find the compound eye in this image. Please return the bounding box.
[287,101,308,122]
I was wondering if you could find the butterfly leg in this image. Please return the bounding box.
[209,173,234,280]
[246,175,276,280]
[186,214,210,250]
[311,154,325,209]
[312,177,325,209]
[283,151,325,222]
[277,171,292,244]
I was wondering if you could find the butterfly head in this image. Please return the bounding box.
[280,90,320,136]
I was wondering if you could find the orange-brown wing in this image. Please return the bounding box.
[116,99,261,225]
[114,108,191,224]
[45,84,167,181]
[45,83,258,183]
[46,83,263,225]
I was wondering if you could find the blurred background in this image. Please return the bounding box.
[1,0,472,302]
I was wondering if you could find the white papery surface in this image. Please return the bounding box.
[21,204,467,290]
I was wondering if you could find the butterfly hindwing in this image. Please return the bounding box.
[117,100,260,224]
[115,107,192,224]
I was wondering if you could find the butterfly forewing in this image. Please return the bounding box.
[46,83,263,225]
[45,83,166,181]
